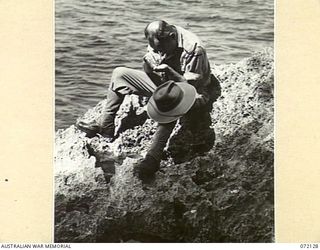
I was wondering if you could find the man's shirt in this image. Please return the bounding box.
[143,26,216,108]
[144,26,211,84]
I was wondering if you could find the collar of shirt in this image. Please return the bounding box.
[176,25,203,54]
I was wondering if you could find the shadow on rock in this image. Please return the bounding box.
[168,127,215,164]
[116,109,149,137]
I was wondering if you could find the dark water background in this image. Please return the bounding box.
[55,0,273,130]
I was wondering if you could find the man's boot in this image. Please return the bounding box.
[99,114,115,141]
[76,114,115,141]
[133,155,160,183]
[76,119,101,138]
[76,88,122,140]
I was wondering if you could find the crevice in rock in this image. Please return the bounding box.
[116,108,148,136]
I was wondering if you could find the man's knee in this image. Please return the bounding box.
[109,67,131,91]
[111,66,128,81]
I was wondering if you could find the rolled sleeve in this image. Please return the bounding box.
[182,46,210,82]
[182,47,217,110]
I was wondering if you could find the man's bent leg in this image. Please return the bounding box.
[98,67,157,137]
[99,89,124,136]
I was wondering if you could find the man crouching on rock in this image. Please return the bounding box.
[77,20,221,182]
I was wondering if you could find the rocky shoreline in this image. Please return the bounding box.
[54,49,274,242]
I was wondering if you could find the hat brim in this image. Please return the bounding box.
[147,82,196,124]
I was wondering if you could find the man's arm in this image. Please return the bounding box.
[182,46,210,83]
[153,62,210,109]
[154,46,210,83]
[181,46,213,109]
[143,53,163,86]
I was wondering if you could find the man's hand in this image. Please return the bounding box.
[143,54,158,71]
[153,64,170,72]
[154,64,187,82]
